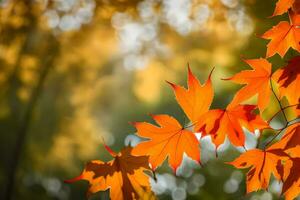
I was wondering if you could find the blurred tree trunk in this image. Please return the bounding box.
[1,1,60,199]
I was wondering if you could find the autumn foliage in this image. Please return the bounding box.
[65,146,155,200]
[66,1,300,199]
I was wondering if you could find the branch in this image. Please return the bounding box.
[267,103,300,123]
[269,78,288,124]
[263,77,299,149]
[264,117,300,148]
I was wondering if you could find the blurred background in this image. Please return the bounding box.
[0,0,295,199]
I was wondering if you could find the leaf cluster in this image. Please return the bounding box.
[66,1,300,199]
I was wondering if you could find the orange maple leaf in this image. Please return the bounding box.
[196,104,268,149]
[131,67,213,172]
[228,148,288,193]
[268,123,300,156]
[167,66,213,127]
[132,114,200,172]
[262,10,300,58]
[272,0,295,16]
[273,56,300,116]
[274,148,300,200]
[65,146,155,200]
[281,157,300,200]
[224,58,272,112]
[249,123,300,199]
[293,0,300,14]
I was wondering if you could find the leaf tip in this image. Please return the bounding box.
[240,56,250,63]
[224,161,232,166]
[208,67,215,79]
[268,13,276,18]
[166,80,176,89]
[64,174,83,184]
[102,142,117,157]
[197,160,203,168]
[256,32,265,39]
[129,121,137,126]
[172,166,178,175]
[187,61,191,70]
[187,64,196,80]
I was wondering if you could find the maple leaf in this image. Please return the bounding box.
[224,58,272,112]
[249,123,300,199]
[275,155,300,200]
[262,10,300,58]
[167,66,213,127]
[228,148,288,193]
[273,56,300,116]
[65,146,155,200]
[131,114,200,172]
[268,123,300,155]
[263,123,300,200]
[272,0,294,16]
[281,158,300,200]
[195,104,268,149]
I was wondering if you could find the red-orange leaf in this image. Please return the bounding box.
[273,0,294,16]
[281,158,300,200]
[268,123,300,154]
[224,58,272,112]
[273,56,300,116]
[132,114,200,172]
[293,0,300,13]
[65,147,155,200]
[196,104,268,149]
[239,123,300,199]
[167,66,213,127]
[262,10,300,58]
[265,123,300,200]
[228,148,288,193]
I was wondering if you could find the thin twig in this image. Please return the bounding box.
[264,127,286,148]
[267,103,300,123]
[263,77,298,149]
[269,78,288,124]
[264,117,300,148]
